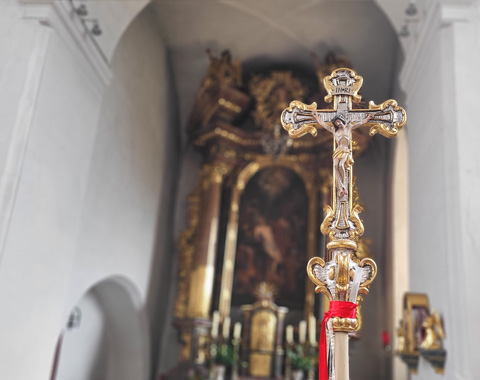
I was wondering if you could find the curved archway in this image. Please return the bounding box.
[53,277,149,380]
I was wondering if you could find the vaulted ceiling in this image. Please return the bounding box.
[152,0,403,133]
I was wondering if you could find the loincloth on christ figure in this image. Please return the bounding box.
[332,148,354,170]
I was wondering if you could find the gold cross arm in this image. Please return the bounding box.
[280,68,406,139]
[281,99,406,139]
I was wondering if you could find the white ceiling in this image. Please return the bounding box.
[151,0,403,133]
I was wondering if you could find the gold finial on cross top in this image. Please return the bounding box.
[280,68,406,380]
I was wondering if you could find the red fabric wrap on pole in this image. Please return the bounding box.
[319,301,357,380]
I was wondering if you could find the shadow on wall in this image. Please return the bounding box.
[53,277,149,380]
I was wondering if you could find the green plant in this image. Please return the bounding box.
[215,343,235,366]
[287,344,317,371]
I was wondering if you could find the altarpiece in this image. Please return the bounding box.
[169,51,374,378]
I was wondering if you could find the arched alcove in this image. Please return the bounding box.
[54,277,149,380]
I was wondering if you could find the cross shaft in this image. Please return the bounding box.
[280,68,406,380]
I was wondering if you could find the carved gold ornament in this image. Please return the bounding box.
[250,71,306,131]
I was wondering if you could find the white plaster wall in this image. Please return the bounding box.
[0,23,105,379]
[57,279,151,380]
[56,292,109,380]
[65,7,180,376]
[401,1,480,378]
[79,0,150,60]
[0,3,179,380]
[65,4,174,317]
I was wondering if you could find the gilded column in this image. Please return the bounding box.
[187,162,229,318]
[171,161,231,378]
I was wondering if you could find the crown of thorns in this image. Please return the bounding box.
[331,114,347,125]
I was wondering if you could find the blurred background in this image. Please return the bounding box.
[0,1,478,380]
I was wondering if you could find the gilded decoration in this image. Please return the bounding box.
[204,49,242,89]
[281,67,406,380]
[188,49,250,134]
[175,188,200,319]
[174,50,381,376]
[396,293,447,374]
[241,282,288,379]
[180,331,192,361]
[249,71,307,132]
[250,310,276,351]
[174,161,231,319]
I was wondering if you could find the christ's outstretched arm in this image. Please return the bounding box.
[350,114,373,130]
[313,111,335,133]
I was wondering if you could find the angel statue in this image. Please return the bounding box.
[420,310,445,350]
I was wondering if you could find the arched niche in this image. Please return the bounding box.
[214,157,324,324]
[53,277,149,380]
[231,165,309,311]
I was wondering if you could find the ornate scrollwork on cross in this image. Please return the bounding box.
[281,68,406,247]
[307,253,377,305]
[281,68,406,380]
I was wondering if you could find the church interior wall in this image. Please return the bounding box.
[56,278,149,380]
[349,136,392,379]
[399,1,480,378]
[0,20,108,379]
[405,25,449,379]
[2,1,480,379]
[0,3,180,380]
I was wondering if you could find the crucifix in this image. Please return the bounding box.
[281,68,406,380]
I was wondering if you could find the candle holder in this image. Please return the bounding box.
[284,341,294,380]
[306,342,318,380]
[231,337,241,380]
[209,336,218,380]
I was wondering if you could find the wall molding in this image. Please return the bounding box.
[22,0,112,91]
[400,0,473,92]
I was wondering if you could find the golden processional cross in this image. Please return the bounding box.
[281,68,406,380]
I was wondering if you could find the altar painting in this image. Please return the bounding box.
[232,166,308,310]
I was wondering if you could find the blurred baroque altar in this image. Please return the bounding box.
[167,50,373,380]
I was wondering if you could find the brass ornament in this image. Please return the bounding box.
[307,256,331,301]
[281,101,319,138]
[397,293,447,374]
[308,252,376,305]
[367,99,407,138]
[348,204,364,240]
[323,69,363,104]
[331,317,358,333]
[250,71,307,132]
[420,309,445,350]
[320,205,335,235]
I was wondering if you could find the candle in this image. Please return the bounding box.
[309,315,316,345]
[286,325,294,344]
[222,316,231,339]
[211,311,219,339]
[233,322,242,339]
[299,320,306,344]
